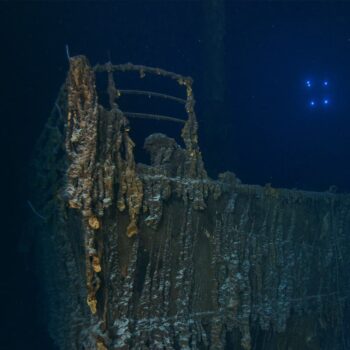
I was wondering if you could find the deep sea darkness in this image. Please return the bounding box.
[1,1,350,349]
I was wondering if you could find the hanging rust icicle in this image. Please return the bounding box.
[64,56,144,321]
[65,55,99,218]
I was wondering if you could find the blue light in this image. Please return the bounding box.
[310,100,316,107]
[306,80,311,87]
[323,99,329,105]
[323,81,329,86]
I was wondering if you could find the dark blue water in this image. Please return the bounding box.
[1,1,350,348]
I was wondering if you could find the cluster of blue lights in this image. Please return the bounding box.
[305,79,330,109]
[309,99,329,107]
[306,80,328,87]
